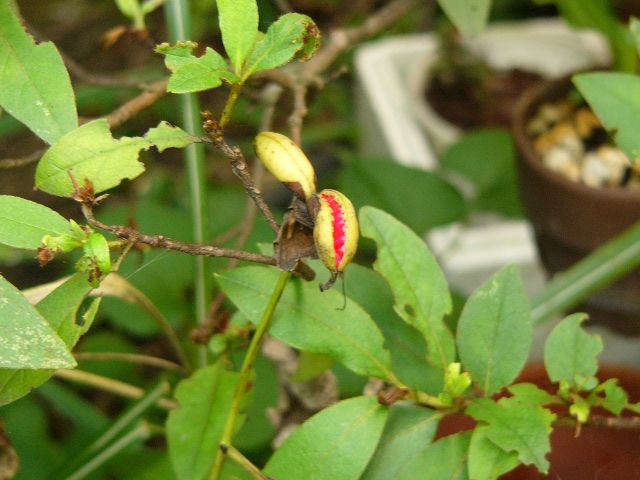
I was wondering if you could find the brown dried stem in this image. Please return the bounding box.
[81,203,277,266]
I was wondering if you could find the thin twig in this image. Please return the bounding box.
[209,270,292,480]
[106,79,169,128]
[222,444,273,480]
[74,352,186,373]
[202,112,280,233]
[54,369,177,410]
[0,149,44,169]
[82,204,277,266]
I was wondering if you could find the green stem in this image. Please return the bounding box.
[51,383,169,480]
[209,270,292,480]
[222,443,271,480]
[531,221,640,325]
[219,83,243,129]
[164,0,211,368]
[66,422,154,480]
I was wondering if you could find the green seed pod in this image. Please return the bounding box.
[253,132,317,200]
[313,189,359,291]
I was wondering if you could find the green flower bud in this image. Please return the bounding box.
[253,132,316,200]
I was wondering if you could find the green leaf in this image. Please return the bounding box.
[573,72,640,159]
[396,431,471,480]
[339,159,466,235]
[216,0,259,74]
[441,129,522,217]
[216,265,394,380]
[336,263,444,394]
[0,274,98,405]
[36,119,198,197]
[543,313,602,388]
[468,426,519,480]
[437,0,491,37]
[507,383,556,406]
[596,378,628,415]
[0,275,76,370]
[292,351,334,382]
[167,363,239,480]
[551,0,635,72]
[264,396,388,480]
[457,265,532,396]
[0,1,77,144]
[0,195,73,249]
[155,41,238,93]
[362,403,441,480]
[360,207,455,373]
[467,398,555,473]
[243,13,320,79]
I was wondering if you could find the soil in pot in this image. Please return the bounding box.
[424,26,543,130]
[436,363,640,479]
[512,75,640,334]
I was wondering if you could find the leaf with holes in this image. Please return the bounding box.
[156,41,238,93]
[36,120,198,197]
[543,313,602,388]
[242,13,320,80]
[467,398,555,473]
[0,1,77,144]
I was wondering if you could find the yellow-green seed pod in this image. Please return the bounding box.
[253,132,316,200]
[313,189,359,290]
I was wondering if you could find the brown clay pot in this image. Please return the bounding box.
[436,363,640,479]
[511,75,640,333]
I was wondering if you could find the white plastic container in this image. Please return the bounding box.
[354,19,609,296]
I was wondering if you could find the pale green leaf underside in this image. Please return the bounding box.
[396,431,471,480]
[359,207,455,371]
[0,195,72,249]
[0,1,77,144]
[36,119,197,197]
[216,266,393,380]
[468,426,519,480]
[0,275,76,370]
[264,396,388,480]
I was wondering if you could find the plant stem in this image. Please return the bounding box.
[66,422,154,480]
[209,270,292,480]
[51,383,169,480]
[74,352,185,373]
[219,83,243,129]
[222,443,272,480]
[164,0,211,368]
[54,369,177,410]
[531,221,640,324]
